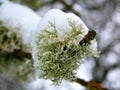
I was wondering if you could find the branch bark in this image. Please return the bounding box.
[0,47,32,59]
[75,77,108,90]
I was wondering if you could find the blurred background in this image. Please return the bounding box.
[0,0,120,90]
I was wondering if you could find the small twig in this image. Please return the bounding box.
[75,77,108,90]
[75,77,88,86]
[40,0,81,17]
[0,47,32,59]
[12,49,32,59]
[58,0,81,17]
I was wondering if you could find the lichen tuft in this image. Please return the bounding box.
[0,24,34,82]
[35,19,99,85]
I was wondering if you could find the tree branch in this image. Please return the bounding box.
[58,0,81,17]
[12,49,32,59]
[75,77,108,90]
[0,47,32,59]
[40,0,81,17]
[75,77,88,86]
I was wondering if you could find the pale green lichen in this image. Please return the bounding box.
[0,24,21,52]
[35,19,99,85]
[0,24,34,82]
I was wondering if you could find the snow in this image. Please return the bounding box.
[37,9,89,36]
[0,0,41,49]
[27,78,85,90]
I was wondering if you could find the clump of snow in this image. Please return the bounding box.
[0,0,41,51]
[38,9,88,36]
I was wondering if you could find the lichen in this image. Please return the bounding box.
[0,24,21,52]
[0,24,34,82]
[35,19,99,85]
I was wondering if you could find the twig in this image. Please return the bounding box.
[75,77,108,90]
[76,77,88,86]
[58,0,81,17]
[40,0,81,17]
[0,47,32,59]
[12,49,32,59]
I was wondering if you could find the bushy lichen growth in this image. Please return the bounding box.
[0,24,21,52]
[35,19,99,85]
[0,24,34,82]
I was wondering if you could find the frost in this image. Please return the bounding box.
[32,9,99,85]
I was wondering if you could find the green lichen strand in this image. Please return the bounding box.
[35,19,99,85]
